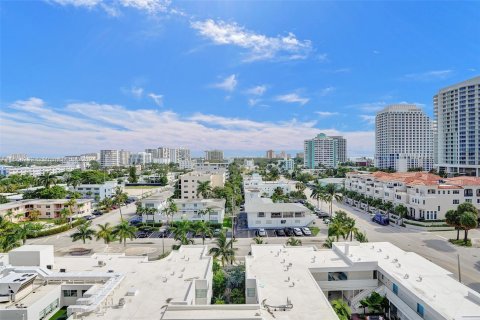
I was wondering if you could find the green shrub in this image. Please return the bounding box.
[449,239,472,247]
[27,219,84,238]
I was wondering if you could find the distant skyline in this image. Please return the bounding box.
[1,1,479,157]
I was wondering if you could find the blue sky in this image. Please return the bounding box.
[1,0,479,157]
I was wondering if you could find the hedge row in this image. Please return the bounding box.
[27,219,85,238]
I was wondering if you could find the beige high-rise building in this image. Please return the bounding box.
[266,150,275,159]
[205,150,224,161]
[100,150,119,167]
[179,171,226,200]
[119,149,130,166]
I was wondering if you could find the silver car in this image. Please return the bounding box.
[257,228,267,237]
[293,228,303,236]
[301,227,312,236]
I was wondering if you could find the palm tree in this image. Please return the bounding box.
[252,237,265,244]
[295,182,306,192]
[113,186,128,219]
[59,208,70,224]
[354,230,369,243]
[460,212,478,244]
[324,183,343,217]
[194,221,213,245]
[394,204,408,223]
[113,220,137,247]
[5,209,14,222]
[95,223,116,244]
[199,207,214,222]
[322,236,335,248]
[359,292,385,314]
[162,198,178,226]
[170,220,195,245]
[66,197,78,226]
[286,237,302,246]
[197,181,212,199]
[70,222,96,244]
[329,220,347,241]
[331,299,351,320]
[144,207,157,225]
[39,172,56,188]
[445,209,462,240]
[209,231,236,266]
[309,182,324,209]
[343,218,358,241]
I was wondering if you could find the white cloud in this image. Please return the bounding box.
[246,85,267,96]
[148,93,163,106]
[131,86,144,98]
[316,53,328,62]
[373,50,380,54]
[360,115,376,125]
[275,93,309,105]
[248,99,260,107]
[0,97,374,157]
[316,111,339,117]
[49,0,171,15]
[212,74,237,92]
[190,19,312,62]
[318,86,335,97]
[403,70,453,81]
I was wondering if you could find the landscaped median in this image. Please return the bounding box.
[27,218,87,238]
[402,219,454,231]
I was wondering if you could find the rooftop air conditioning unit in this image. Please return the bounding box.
[60,268,66,273]
[46,265,53,270]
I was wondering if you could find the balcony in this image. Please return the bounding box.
[317,279,379,291]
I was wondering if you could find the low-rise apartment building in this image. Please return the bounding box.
[141,194,225,224]
[0,199,93,221]
[179,171,225,199]
[243,173,297,197]
[245,197,314,228]
[69,181,119,201]
[345,171,480,220]
[0,164,79,177]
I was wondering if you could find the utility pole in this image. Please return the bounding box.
[457,253,462,282]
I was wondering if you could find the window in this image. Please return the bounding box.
[271,212,281,218]
[393,283,398,295]
[417,303,425,318]
[195,289,207,299]
[453,199,459,204]
[246,288,256,297]
[63,290,77,297]
[295,212,305,217]
[257,212,265,218]
[283,212,294,218]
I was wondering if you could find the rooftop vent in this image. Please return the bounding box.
[60,268,66,273]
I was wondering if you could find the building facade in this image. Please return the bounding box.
[345,171,480,220]
[375,104,434,172]
[434,76,480,176]
[0,199,93,221]
[265,150,275,159]
[118,150,131,166]
[304,133,347,169]
[129,152,152,166]
[100,150,119,168]
[179,171,226,199]
[0,164,79,177]
[204,150,224,161]
[70,181,119,201]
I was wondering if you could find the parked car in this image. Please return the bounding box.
[92,211,103,216]
[324,218,331,225]
[84,215,95,221]
[301,227,312,236]
[112,205,119,209]
[257,228,267,237]
[136,232,149,238]
[275,229,286,237]
[284,227,294,237]
[372,213,389,226]
[316,212,329,218]
[293,228,303,236]
[213,229,222,237]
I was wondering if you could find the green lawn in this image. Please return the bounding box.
[125,186,160,189]
[48,307,67,320]
[310,227,320,236]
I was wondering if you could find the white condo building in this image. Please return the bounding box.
[204,150,224,161]
[118,149,130,166]
[129,152,152,166]
[375,104,434,172]
[100,150,119,168]
[434,76,480,176]
[1,243,480,320]
[304,133,347,169]
[345,171,480,220]
[0,164,79,177]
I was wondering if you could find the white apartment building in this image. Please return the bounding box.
[0,164,79,177]
[0,199,93,221]
[5,154,29,162]
[375,104,434,172]
[243,159,255,170]
[246,242,480,320]
[70,181,119,201]
[0,245,218,320]
[245,197,314,228]
[178,160,195,170]
[277,158,294,173]
[100,150,119,167]
[179,171,226,200]
[2,242,480,320]
[434,76,480,176]
[129,152,152,166]
[345,171,480,220]
[243,173,297,197]
[304,133,347,169]
[118,149,130,166]
[141,196,225,224]
[63,154,98,170]
[204,150,224,161]
[195,159,231,171]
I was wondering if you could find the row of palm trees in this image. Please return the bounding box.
[323,211,369,248]
[309,182,343,216]
[70,220,137,247]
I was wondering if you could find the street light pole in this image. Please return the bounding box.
[457,253,462,282]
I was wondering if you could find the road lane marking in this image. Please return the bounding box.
[436,235,448,240]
